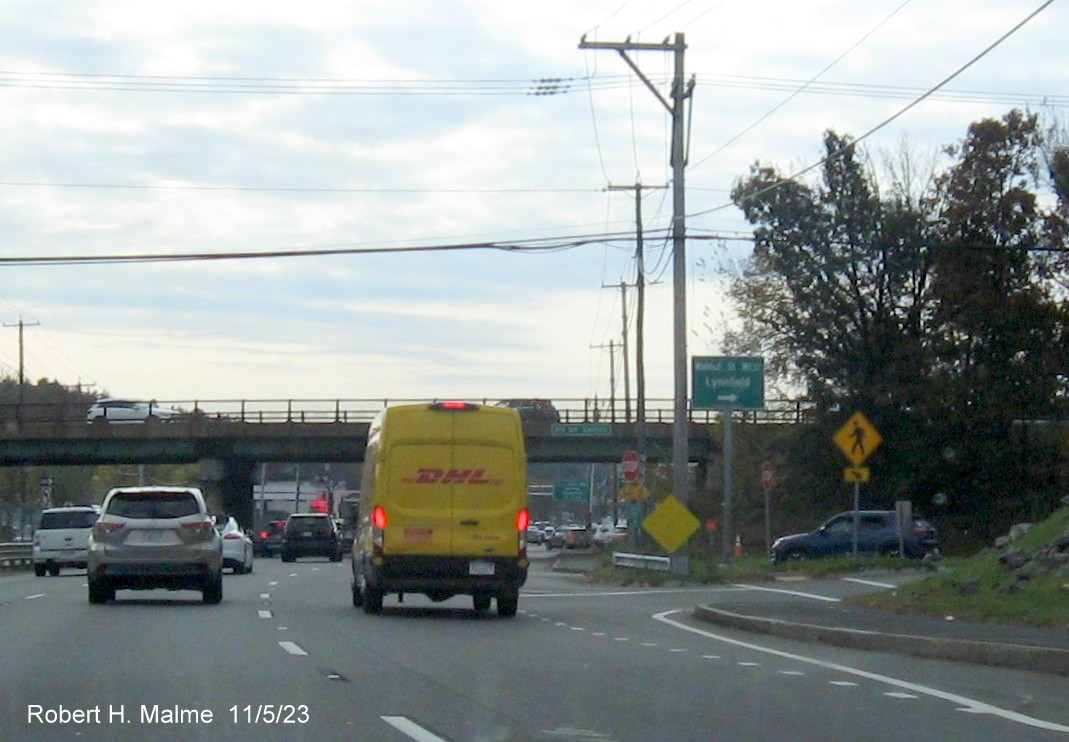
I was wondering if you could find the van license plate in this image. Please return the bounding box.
[469,560,495,576]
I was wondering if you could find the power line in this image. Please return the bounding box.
[690,0,1058,220]
[0,180,604,195]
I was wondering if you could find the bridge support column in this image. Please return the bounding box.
[198,459,255,528]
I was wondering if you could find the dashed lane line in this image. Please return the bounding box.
[381,715,448,742]
[278,641,308,656]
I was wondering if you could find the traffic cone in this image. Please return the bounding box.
[734,535,744,558]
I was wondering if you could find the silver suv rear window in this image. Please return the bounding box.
[106,493,200,519]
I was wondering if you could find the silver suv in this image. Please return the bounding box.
[87,486,223,604]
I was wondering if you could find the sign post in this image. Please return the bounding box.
[692,356,765,564]
[833,412,883,556]
[760,461,774,554]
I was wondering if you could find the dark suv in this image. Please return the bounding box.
[770,510,939,563]
[495,399,560,424]
[252,519,286,557]
[280,513,343,562]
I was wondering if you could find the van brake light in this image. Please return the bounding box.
[516,508,530,532]
[372,505,388,530]
[431,401,478,412]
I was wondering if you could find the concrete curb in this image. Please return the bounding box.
[694,604,1069,677]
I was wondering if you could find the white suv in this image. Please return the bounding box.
[33,506,100,576]
[87,486,223,604]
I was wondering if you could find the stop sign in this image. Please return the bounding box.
[621,451,640,482]
[761,461,775,489]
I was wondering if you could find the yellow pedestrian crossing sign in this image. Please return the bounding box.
[834,412,882,466]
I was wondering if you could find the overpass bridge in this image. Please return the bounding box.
[0,397,812,525]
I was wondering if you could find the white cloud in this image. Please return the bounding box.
[1,0,1065,405]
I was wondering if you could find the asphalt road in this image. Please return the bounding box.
[1,550,1066,741]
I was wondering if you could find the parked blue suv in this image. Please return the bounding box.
[770,510,939,563]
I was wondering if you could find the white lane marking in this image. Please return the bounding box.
[830,681,858,687]
[570,627,586,632]
[593,632,607,637]
[654,610,1069,733]
[269,581,278,586]
[25,594,45,600]
[885,692,919,699]
[525,587,743,599]
[288,573,298,577]
[738,662,760,667]
[381,715,448,742]
[258,610,272,619]
[640,642,658,647]
[613,637,629,642]
[279,641,307,656]
[670,648,688,653]
[780,671,806,676]
[842,577,897,589]
[702,655,720,660]
[733,584,842,602]
[259,593,271,600]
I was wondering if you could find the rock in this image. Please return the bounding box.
[1052,535,1069,554]
[999,549,1030,570]
[994,536,1010,549]
[1007,523,1034,542]
[1014,560,1048,581]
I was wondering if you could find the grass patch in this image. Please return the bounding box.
[587,548,936,586]
[589,507,1069,629]
[849,508,1069,629]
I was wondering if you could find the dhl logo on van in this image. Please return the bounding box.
[403,468,503,486]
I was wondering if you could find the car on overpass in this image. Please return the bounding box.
[495,399,560,424]
[85,398,180,424]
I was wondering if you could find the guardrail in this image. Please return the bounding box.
[0,542,33,569]
[611,552,671,571]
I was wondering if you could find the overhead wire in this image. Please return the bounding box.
[687,0,914,173]
[689,0,1058,219]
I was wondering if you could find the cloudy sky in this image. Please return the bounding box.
[0,0,1065,407]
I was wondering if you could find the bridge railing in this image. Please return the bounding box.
[0,397,816,427]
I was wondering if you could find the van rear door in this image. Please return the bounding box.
[387,441,455,556]
[449,408,525,557]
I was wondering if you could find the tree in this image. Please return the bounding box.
[724,111,1069,540]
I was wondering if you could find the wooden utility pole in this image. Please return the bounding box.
[580,34,694,574]
[607,182,666,474]
[3,316,41,422]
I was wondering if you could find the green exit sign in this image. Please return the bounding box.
[553,482,590,502]
[692,356,765,410]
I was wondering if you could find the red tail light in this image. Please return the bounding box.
[431,401,477,411]
[372,505,388,530]
[223,533,242,540]
[94,521,124,534]
[259,531,269,540]
[516,508,530,532]
[182,521,213,533]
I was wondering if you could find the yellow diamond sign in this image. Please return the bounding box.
[833,411,883,466]
[642,496,700,554]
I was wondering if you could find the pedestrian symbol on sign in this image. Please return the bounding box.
[834,412,882,467]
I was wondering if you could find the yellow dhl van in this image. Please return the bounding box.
[351,401,530,616]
